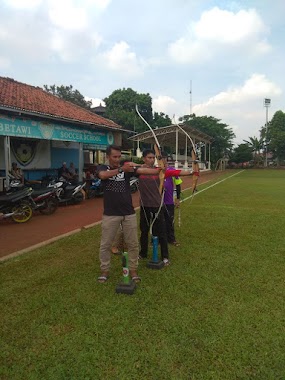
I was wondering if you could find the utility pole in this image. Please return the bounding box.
[264,98,271,167]
[189,80,192,116]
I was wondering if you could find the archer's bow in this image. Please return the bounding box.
[135,104,165,193]
[174,118,200,195]
[135,104,166,235]
[191,145,200,194]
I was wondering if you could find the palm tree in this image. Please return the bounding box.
[243,136,264,167]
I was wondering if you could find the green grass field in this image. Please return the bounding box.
[1,170,285,379]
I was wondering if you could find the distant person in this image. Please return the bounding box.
[58,162,72,181]
[11,162,24,184]
[163,158,183,247]
[69,162,78,181]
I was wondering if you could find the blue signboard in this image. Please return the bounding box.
[0,114,114,146]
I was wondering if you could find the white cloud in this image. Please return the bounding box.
[85,0,111,9]
[0,0,105,65]
[48,1,88,30]
[153,95,177,117]
[51,30,102,62]
[85,97,105,107]
[194,7,266,43]
[3,0,42,8]
[195,74,281,110]
[102,41,143,77]
[0,12,52,62]
[168,7,271,64]
[193,74,282,143]
[168,38,211,65]
[48,0,111,30]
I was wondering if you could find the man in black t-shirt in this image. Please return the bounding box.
[97,145,161,283]
[58,162,72,181]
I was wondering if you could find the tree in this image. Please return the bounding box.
[229,143,253,164]
[266,110,285,164]
[243,136,264,167]
[104,88,155,133]
[153,112,172,128]
[179,114,235,166]
[43,84,92,109]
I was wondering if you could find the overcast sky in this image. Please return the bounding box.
[1,0,284,144]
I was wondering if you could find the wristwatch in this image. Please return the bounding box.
[118,167,123,173]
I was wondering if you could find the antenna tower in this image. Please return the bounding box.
[189,80,192,116]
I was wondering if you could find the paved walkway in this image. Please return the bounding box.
[0,171,223,261]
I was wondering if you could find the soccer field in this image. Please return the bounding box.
[1,170,285,379]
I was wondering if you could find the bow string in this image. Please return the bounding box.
[173,117,200,195]
[135,104,166,235]
[135,104,166,193]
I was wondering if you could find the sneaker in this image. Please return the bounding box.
[163,258,170,266]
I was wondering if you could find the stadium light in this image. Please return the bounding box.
[264,98,271,167]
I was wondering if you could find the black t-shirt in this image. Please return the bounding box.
[98,164,135,216]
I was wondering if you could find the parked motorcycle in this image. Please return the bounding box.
[9,179,59,215]
[48,178,86,205]
[85,176,138,198]
[30,188,59,215]
[0,187,33,223]
[86,178,104,199]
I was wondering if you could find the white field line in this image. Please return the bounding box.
[181,170,245,203]
[182,179,211,192]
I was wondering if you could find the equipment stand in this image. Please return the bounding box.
[147,236,164,269]
[115,252,136,295]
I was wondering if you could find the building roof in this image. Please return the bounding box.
[129,124,214,148]
[0,77,121,130]
[91,103,106,113]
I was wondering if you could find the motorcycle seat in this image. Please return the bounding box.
[0,188,32,203]
[31,188,54,197]
[65,185,77,190]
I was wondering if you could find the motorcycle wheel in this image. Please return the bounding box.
[87,189,97,199]
[12,203,33,223]
[73,192,84,203]
[39,198,59,215]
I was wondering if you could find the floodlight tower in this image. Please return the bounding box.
[264,98,271,167]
